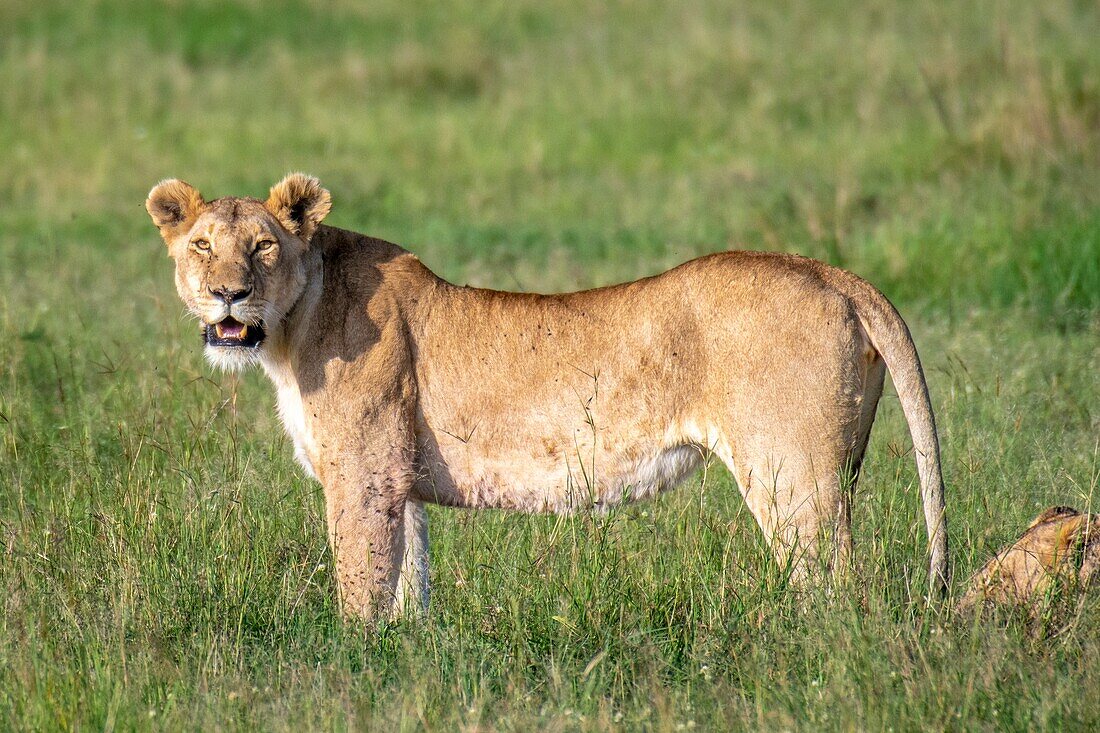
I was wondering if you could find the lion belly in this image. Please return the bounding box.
[591,444,704,507]
[412,429,705,513]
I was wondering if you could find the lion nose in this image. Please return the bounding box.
[210,286,252,304]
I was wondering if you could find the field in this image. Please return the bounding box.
[1,0,1099,729]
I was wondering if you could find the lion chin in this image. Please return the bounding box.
[204,342,264,372]
[147,172,950,621]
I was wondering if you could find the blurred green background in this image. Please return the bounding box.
[1,0,1098,729]
[4,0,1098,311]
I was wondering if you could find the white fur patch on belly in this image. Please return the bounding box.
[414,442,705,514]
[597,444,704,508]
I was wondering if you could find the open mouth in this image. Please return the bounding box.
[204,316,266,348]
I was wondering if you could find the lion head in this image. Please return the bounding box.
[145,173,331,370]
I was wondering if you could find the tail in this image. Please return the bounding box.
[822,267,949,597]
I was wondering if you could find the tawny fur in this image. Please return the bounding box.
[957,506,1100,615]
[147,173,950,619]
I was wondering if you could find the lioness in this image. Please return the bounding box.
[146,173,948,618]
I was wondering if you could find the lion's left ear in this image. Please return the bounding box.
[265,173,332,242]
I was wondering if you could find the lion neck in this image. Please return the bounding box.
[257,246,324,378]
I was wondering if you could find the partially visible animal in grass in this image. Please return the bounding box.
[957,506,1100,616]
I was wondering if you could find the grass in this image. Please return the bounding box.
[1,0,1099,729]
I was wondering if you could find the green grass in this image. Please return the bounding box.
[2,0,1100,729]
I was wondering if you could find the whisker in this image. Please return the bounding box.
[177,307,200,325]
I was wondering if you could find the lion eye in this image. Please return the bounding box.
[254,239,276,253]
[192,239,211,252]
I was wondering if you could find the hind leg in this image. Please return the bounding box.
[715,443,853,581]
[849,348,887,488]
[713,359,883,582]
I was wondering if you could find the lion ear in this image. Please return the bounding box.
[265,173,332,242]
[146,179,206,243]
[1029,506,1079,529]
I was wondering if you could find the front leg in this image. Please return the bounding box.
[304,322,421,619]
[395,499,430,615]
[323,456,415,620]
